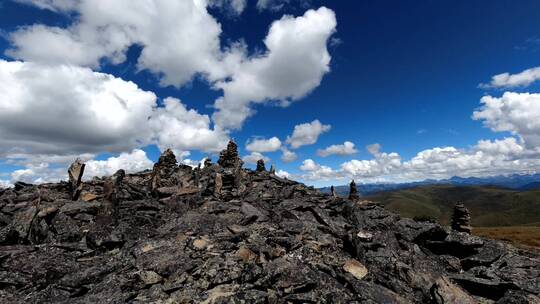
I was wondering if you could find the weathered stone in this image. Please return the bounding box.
[451,203,472,234]
[80,192,99,202]
[236,247,257,263]
[430,276,476,304]
[214,173,223,195]
[269,165,276,174]
[343,259,368,280]
[68,159,85,200]
[193,238,209,250]
[139,270,163,286]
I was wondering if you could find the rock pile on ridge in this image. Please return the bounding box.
[451,203,472,234]
[0,141,539,303]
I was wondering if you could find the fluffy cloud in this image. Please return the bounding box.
[10,2,337,130]
[295,134,540,184]
[317,141,357,157]
[149,97,229,154]
[9,0,227,87]
[0,60,227,159]
[286,119,331,149]
[246,137,282,153]
[9,149,154,184]
[0,60,156,157]
[473,92,540,147]
[341,148,401,180]
[242,152,270,164]
[275,169,290,179]
[280,147,297,162]
[10,163,65,184]
[0,179,13,189]
[480,66,540,89]
[211,7,337,129]
[208,0,247,15]
[299,159,338,181]
[84,149,153,179]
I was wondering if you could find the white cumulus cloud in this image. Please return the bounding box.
[286,119,331,149]
[280,147,297,162]
[246,137,282,153]
[9,2,337,130]
[212,7,337,129]
[84,149,154,179]
[317,141,357,157]
[242,152,270,165]
[480,66,540,89]
[473,92,540,147]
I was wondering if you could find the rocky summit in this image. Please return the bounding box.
[0,142,539,303]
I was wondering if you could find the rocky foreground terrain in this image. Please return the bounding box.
[0,141,539,303]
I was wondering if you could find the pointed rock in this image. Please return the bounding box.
[256,159,266,172]
[218,140,243,169]
[68,159,85,200]
[269,164,276,174]
[348,180,359,200]
[330,185,337,197]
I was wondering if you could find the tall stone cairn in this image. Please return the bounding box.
[218,141,243,169]
[68,159,85,200]
[256,159,266,172]
[451,203,472,234]
[348,180,359,200]
[330,185,337,197]
[151,149,177,191]
[269,165,276,175]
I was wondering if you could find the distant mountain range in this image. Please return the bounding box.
[319,173,540,196]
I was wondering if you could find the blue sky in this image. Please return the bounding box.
[1,0,540,187]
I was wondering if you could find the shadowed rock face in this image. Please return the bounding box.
[0,146,539,303]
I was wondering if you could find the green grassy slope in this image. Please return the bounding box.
[366,185,540,227]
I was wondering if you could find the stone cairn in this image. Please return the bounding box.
[269,165,276,175]
[218,141,243,169]
[216,141,244,199]
[256,159,266,172]
[151,149,177,192]
[348,180,359,200]
[451,203,472,234]
[330,185,337,197]
[68,159,85,200]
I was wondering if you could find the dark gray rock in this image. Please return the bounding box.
[0,143,538,303]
